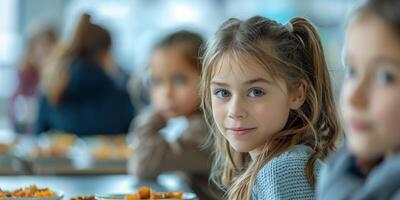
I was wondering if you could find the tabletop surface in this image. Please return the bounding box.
[0,174,193,199]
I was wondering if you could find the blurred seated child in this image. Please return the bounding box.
[8,25,58,134]
[128,30,221,199]
[318,0,400,199]
[34,13,135,136]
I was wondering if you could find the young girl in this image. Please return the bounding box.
[128,31,221,200]
[200,16,341,199]
[318,0,400,199]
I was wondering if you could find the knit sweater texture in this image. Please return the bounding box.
[252,145,321,200]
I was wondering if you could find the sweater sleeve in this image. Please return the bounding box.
[252,150,319,200]
[128,110,211,179]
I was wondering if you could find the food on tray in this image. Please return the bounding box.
[124,187,183,200]
[92,143,113,160]
[0,185,55,198]
[70,195,95,200]
[0,143,14,154]
[92,135,130,160]
[35,133,76,157]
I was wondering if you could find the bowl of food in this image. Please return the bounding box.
[95,187,198,200]
[0,185,63,200]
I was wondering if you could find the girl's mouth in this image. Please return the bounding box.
[226,127,256,136]
[349,120,372,133]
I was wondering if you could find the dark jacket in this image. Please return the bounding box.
[34,59,135,136]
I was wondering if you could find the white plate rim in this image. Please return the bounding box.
[95,192,197,200]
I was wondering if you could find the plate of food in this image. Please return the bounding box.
[0,185,63,200]
[95,187,198,200]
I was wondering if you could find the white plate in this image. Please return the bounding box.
[95,192,198,200]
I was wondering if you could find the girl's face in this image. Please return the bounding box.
[210,57,304,158]
[32,37,56,68]
[341,15,400,159]
[149,46,200,118]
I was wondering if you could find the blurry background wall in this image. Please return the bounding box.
[0,0,355,132]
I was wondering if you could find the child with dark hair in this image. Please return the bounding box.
[128,30,220,200]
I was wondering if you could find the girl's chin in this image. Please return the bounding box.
[161,110,182,118]
[348,143,383,160]
[229,143,255,153]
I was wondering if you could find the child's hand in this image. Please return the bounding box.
[147,109,167,131]
[132,107,167,135]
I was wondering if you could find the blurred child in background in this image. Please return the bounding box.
[8,25,58,134]
[128,30,221,199]
[35,13,134,136]
[318,0,400,199]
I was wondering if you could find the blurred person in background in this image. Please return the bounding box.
[34,13,135,136]
[318,0,400,199]
[128,30,221,200]
[7,25,58,134]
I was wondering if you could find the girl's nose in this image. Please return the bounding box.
[228,97,248,119]
[348,80,369,110]
[162,83,173,98]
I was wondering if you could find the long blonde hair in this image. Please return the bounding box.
[41,13,112,105]
[200,16,341,200]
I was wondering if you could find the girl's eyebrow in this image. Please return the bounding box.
[372,56,400,69]
[243,78,271,85]
[211,81,229,86]
[211,78,271,86]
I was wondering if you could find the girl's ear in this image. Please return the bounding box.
[289,80,307,110]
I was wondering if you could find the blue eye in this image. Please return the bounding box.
[214,89,231,98]
[345,66,357,79]
[174,76,187,85]
[150,78,161,86]
[248,88,265,97]
[378,70,394,85]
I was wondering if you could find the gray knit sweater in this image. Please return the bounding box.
[252,145,321,200]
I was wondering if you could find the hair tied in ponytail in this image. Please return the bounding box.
[289,20,306,49]
[285,21,294,33]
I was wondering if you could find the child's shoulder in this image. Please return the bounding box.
[253,145,320,200]
[261,144,321,173]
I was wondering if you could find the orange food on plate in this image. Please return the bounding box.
[124,193,140,200]
[70,195,95,200]
[173,192,183,199]
[137,187,151,199]
[0,185,56,198]
[124,186,184,199]
[33,190,54,197]
[164,192,175,198]
[150,193,164,199]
